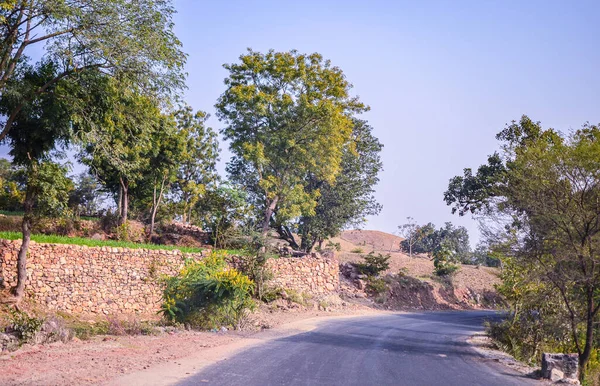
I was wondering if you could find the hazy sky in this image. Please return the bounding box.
[3,1,600,243]
[171,0,600,242]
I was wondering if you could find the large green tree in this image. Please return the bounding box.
[79,80,162,225]
[0,61,74,299]
[171,105,220,224]
[216,49,367,235]
[445,116,600,377]
[0,0,185,142]
[285,118,383,251]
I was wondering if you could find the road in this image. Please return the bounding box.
[178,311,538,386]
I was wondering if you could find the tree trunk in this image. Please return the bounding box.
[119,178,129,225]
[579,293,596,381]
[278,225,300,250]
[262,196,278,236]
[148,176,167,240]
[117,184,122,217]
[12,189,34,300]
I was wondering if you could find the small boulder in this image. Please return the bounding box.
[541,353,579,382]
[0,333,19,353]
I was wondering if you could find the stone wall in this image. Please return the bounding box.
[267,257,339,294]
[0,239,339,316]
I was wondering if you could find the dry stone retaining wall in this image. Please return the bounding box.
[0,239,339,316]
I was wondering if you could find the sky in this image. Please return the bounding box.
[3,0,600,244]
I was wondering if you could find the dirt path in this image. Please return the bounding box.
[0,309,383,386]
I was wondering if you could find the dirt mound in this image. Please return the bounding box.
[331,229,503,310]
[339,230,404,252]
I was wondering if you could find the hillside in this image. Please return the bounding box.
[330,229,502,310]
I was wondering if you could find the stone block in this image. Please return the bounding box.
[541,353,578,381]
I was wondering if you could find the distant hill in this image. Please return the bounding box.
[339,229,404,252]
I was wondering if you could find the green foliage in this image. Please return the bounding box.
[446,116,600,377]
[68,173,102,217]
[366,277,388,296]
[7,309,44,342]
[161,252,255,330]
[0,158,24,211]
[294,119,383,251]
[234,234,275,301]
[172,105,220,224]
[432,244,459,276]
[353,252,390,276]
[0,231,203,253]
[350,247,364,254]
[217,49,368,233]
[0,0,185,144]
[401,221,471,262]
[195,184,251,248]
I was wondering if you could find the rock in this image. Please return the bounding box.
[0,333,19,353]
[355,279,366,290]
[220,326,228,332]
[541,353,579,381]
[90,233,105,241]
[34,317,74,345]
[550,369,565,382]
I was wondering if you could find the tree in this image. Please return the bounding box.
[0,61,73,299]
[400,221,471,261]
[79,80,162,225]
[287,119,383,252]
[398,217,419,257]
[142,114,186,238]
[0,157,24,211]
[172,105,220,224]
[194,184,251,249]
[68,172,102,217]
[216,49,367,235]
[445,115,600,378]
[0,0,185,142]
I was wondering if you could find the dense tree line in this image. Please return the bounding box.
[0,3,384,302]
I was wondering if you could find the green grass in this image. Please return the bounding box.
[0,231,203,253]
[0,210,24,217]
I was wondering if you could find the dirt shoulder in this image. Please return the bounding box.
[0,307,384,386]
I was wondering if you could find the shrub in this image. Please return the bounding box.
[350,247,364,254]
[366,277,387,296]
[161,251,255,330]
[234,233,275,301]
[433,245,459,276]
[353,252,390,276]
[6,309,44,342]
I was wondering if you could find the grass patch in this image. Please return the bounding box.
[0,210,23,217]
[0,231,203,253]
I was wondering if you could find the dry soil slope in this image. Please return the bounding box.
[330,229,500,296]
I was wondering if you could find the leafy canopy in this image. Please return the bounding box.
[216,49,368,230]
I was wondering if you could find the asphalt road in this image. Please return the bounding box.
[178,311,538,386]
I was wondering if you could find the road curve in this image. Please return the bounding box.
[178,311,537,386]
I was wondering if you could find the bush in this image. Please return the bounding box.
[353,252,390,276]
[350,247,364,254]
[433,245,459,276]
[161,251,255,330]
[366,277,387,296]
[6,309,44,343]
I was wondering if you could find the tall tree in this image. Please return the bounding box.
[445,116,600,378]
[79,79,162,225]
[0,61,73,300]
[172,105,220,224]
[0,0,185,142]
[288,119,383,251]
[398,217,419,257]
[216,49,367,235]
